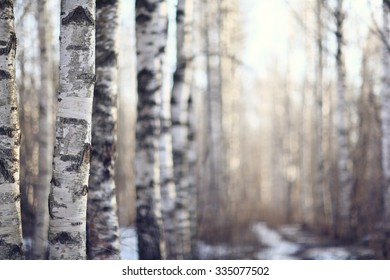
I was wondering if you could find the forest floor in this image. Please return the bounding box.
[119,223,376,260]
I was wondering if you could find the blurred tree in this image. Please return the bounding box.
[32,0,55,260]
[135,0,168,260]
[87,0,120,260]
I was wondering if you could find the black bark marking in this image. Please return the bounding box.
[96,0,117,8]
[78,73,96,84]
[0,239,23,260]
[96,50,117,67]
[50,176,61,187]
[66,45,89,51]
[62,6,94,26]
[0,126,15,137]
[71,222,82,226]
[136,14,151,24]
[0,192,19,203]
[60,117,88,126]
[49,232,83,246]
[0,159,14,183]
[0,33,16,55]
[0,0,13,10]
[80,143,91,167]
[138,69,160,96]
[136,0,156,13]
[74,185,88,198]
[176,9,184,23]
[0,70,12,80]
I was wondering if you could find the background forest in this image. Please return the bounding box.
[1,0,390,260]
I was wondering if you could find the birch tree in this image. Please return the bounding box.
[171,0,193,259]
[87,0,120,260]
[32,0,55,259]
[135,0,168,260]
[381,0,390,227]
[334,0,352,238]
[48,0,95,260]
[0,0,24,260]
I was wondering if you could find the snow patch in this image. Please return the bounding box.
[252,222,300,259]
[119,227,138,260]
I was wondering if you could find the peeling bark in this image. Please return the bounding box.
[87,0,120,260]
[0,0,24,260]
[49,0,95,260]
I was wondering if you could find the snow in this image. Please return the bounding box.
[119,227,138,260]
[252,222,300,259]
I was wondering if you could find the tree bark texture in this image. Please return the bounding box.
[48,0,95,260]
[87,0,120,260]
[33,0,55,260]
[0,0,24,260]
[335,0,352,238]
[135,0,168,260]
[171,0,194,260]
[381,0,390,226]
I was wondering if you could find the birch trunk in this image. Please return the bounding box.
[48,0,95,260]
[0,0,24,260]
[86,0,120,260]
[204,0,223,215]
[220,0,240,205]
[381,0,390,227]
[335,0,352,238]
[32,0,55,259]
[135,0,168,260]
[171,0,194,260]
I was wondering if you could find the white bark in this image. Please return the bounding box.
[33,0,55,259]
[0,0,24,260]
[135,0,168,260]
[335,0,352,238]
[171,0,194,259]
[87,0,120,260]
[381,0,390,226]
[49,0,95,260]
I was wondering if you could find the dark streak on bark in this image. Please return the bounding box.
[49,231,83,246]
[0,0,13,10]
[0,126,15,137]
[78,73,96,84]
[62,6,94,26]
[60,117,88,127]
[0,239,23,260]
[136,14,151,24]
[66,45,89,51]
[96,50,117,67]
[0,32,16,55]
[96,0,117,8]
[0,159,15,183]
[0,70,12,80]
[136,0,156,13]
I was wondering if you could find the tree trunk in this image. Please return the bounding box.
[135,0,168,260]
[381,0,390,228]
[335,0,352,238]
[86,0,120,260]
[0,0,24,260]
[171,0,194,260]
[32,0,55,260]
[48,0,95,260]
